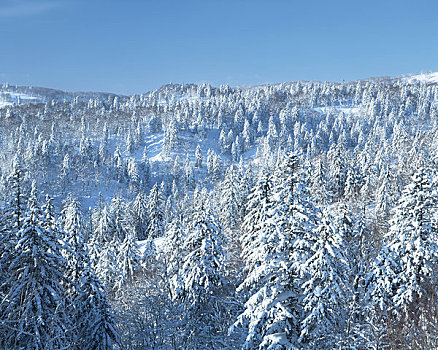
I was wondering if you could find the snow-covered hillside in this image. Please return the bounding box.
[0,90,38,108]
[2,73,438,350]
[402,71,438,84]
[0,83,123,109]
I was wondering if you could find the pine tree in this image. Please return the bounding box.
[372,168,438,319]
[115,229,141,288]
[366,168,438,348]
[89,205,121,290]
[164,215,187,299]
[0,160,26,303]
[0,198,74,349]
[178,204,228,349]
[183,154,195,189]
[140,146,151,187]
[375,166,398,232]
[239,171,273,287]
[233,153,315,350]
[309,157,331,204]
[299,210,349,349]
[109,195,129,242]
[163,120,179,155]
[6,157,26,230]
[127,158,140,193]
[75,266,119,350]
[195,144,203,168]
[172,155,182,182]
[63,196,88,284]
[147,183,164,239]
[93,237,122,290]
[129,192,149,240]
[218,164,242,230]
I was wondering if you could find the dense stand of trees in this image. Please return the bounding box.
[1,77,438,348]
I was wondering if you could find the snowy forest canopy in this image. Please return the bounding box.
[1,75,438,349]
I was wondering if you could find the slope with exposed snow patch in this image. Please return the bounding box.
[402,72,438,84]
[0,91,39,108]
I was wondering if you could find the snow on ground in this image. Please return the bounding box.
[138,129,224,165]
[153,236,167,251]
[0,101,13,108]
[314,106,362,115]
[402,72,438,84]
[75,128,228,212]
[66,121,258,213]
[0,91,39,108]
[137,237,167,256]
[127,132,164,162]
[137,240,150,256]
[146,133,165,162]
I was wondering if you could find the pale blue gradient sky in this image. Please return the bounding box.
[0,0,437,94]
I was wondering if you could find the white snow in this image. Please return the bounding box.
[137,240,148,255]
[402,72,438,84]
[314,106,362,115]
[0,91,38,108]
[137,237,167,256]
[0,101,13,108]
[154,236,167,251]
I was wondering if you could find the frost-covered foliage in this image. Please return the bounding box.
[75,267,119,350]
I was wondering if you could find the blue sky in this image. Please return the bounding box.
[0,0,437,94]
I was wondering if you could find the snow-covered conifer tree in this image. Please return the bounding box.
[370,168,438,319]
[63,196,88,284]
[164,215,187,299]
[115,228,141,288]
[195,144,203,168]
[233,153,316,350]
[239,171,273,284]
[5,157,26,230]
[147,183,165,239]
[299,210,349,349]
[218,164,242,230]
[89,205,121,289]
[0,197,74,349]
[129,192,149,240]
[75,266,119,350]
[178,202,228,349]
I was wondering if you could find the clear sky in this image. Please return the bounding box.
[0,0,437,95]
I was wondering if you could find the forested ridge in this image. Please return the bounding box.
[1,75,438,348]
